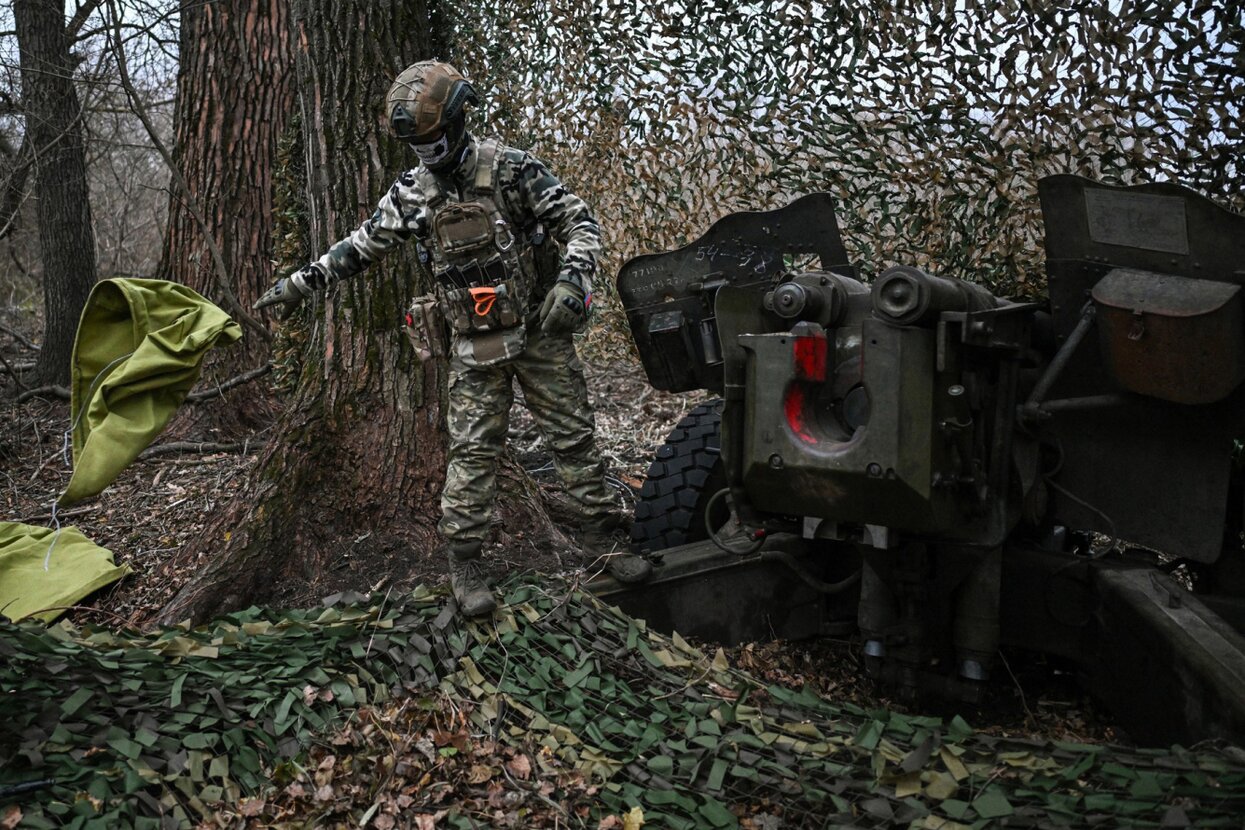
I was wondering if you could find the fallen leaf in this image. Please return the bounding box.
[375,814,395,830]
[468,764,495,784]
[414,736,437,764]
[314,784,334,802]
[623,805,645,830]
[1,805,22,830]
[238,798,265,817]
[598,817,623,829]
[507,754,532,780]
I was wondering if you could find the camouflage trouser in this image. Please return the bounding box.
[438,327,615,547]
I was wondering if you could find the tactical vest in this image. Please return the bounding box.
[419,139,543,340]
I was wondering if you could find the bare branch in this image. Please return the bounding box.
[186,363,273,401]
[67,0,105,40]
[103,0,272,344]
[0,351,31,392]
[0,320,38,350]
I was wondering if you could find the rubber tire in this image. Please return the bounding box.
[631,400,728,555]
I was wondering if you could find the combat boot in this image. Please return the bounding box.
[582,515,653,584]
[447,542,497,617]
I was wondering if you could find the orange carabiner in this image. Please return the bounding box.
[469,286,497,317]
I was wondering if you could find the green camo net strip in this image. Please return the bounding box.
[3,581,1245,828]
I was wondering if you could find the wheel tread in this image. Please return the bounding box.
[630,400,725,554]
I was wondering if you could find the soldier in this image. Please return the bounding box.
[255,60,652,616]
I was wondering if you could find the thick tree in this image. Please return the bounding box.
[154,0,567,625]
[156,0,296,431]
[13,0,97,387]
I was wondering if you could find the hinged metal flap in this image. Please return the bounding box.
[1092,268,1240,318]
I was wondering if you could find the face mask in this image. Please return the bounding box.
[411,132,452,167]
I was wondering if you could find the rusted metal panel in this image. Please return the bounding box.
[1092,268,1245,404]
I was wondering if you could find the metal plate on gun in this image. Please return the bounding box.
[1084,189,1189,255]
[617,193,852,310]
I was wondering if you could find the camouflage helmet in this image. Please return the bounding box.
[386,61,478,144]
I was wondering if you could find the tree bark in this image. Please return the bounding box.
[153,0,566,626]
[14,0,97,387]
[0,135,33,241]
[159,0,295,433]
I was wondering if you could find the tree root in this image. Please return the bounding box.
[17,384,69,403]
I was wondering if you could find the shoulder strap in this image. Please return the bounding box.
[474,138,501,194]
[419,168,447,210]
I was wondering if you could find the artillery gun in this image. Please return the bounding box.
[601,176,1245,745]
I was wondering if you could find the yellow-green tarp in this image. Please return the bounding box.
[0,523,132,622]
[60,278,242,506]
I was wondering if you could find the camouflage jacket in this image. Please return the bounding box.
[306,135,602,300]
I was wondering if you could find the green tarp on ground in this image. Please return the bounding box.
[0,522,131,622]
[60,277,241,506]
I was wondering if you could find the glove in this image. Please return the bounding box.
[538,281,586,336]
[254,267,314,320]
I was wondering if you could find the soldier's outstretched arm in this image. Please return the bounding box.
[255,174,425,318]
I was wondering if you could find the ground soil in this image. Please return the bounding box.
[0,314,1125,747]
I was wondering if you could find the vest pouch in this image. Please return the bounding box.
[454,325,528,368]
[402,294,448,362]
[529,224,560,284]
[434,202,494,253]
[440,276,527,336]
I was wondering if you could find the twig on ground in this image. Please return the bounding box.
[29,449,65,483]
[138,440,254,459]
[19,504,99,523]
[0,321,38,350]
[655,664,715,701]
[17,385,70,403]
[19,604,134,627]
[0,351,30,391]
[998,649,1037,730]
[500,755,570,820]
[186,363,272,402]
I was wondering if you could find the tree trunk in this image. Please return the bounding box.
[153,0,566,626]
[14,0,96,387]
[160,0,295,433]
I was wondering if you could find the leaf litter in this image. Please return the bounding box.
[3,580,1245,828]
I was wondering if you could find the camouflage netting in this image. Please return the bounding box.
[3,583,1245,828]
[448,1,1242,301]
